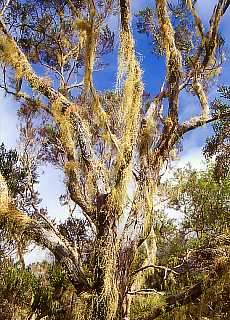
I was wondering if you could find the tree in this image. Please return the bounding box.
[204,85,230,181]
[0,0,230,319]
[149,165,230,320]
[0,142,39,269]
[0,259,77,320]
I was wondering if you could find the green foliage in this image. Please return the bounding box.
[0,260,78,320]
[130,294,165,320]
[152,164,230,319]
[204,86,230,181]
[170,166,230,237]
[0,143,27,198]
[136,2,199,58]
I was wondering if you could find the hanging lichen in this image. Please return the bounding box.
[0,172,9,213]
[51,98,76,159]
[0,172,29,225]
[112,20,144,218]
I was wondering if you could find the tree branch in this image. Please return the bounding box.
[0,17,95,163]
[127,288,164,296]
[0,172,91,293]
[202,0,228,68]
[222,0,230,15]
[186,0,205,39]
[179,110,230,134]
[120,0,130,32]
[27,219,92,293]
[156,0,182,122]
[0,16,107,209]
[131,264,179,277]
[0,0,11,16]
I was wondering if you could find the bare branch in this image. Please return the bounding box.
[127,288,164,296]
[131,264,179,277]
[0,84,52,115]
[0,173,91,293]
[27,218,92,293]
[66,80,84,90]
[222,0,230,15]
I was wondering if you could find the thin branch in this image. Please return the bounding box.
[0,84,52,115]
[222,0,230,15]
[131,264,179,277]
[0,0,11,16]
[66,80,84,90]
[40,60,65,84]
[66,0,79,16]
[186,0,205,39]
[127,288,164,296]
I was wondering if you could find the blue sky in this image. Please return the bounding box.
[94,0,230,164]
[0,0,230,263]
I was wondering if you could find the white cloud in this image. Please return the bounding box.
[165,207,184,223]
[24,245,53,266]
[177,147,206,170]
[160,147,206,222]
[161,146,206,183]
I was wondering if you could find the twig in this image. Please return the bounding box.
[127,288,164,296]
[0,0,11,16]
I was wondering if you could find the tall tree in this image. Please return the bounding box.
[0,0,230,319]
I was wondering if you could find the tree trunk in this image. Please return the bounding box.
[89,209,132,320]
[90,275,128,320]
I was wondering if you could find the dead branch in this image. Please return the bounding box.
[131,264,179,277]
[127,288,164,296]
